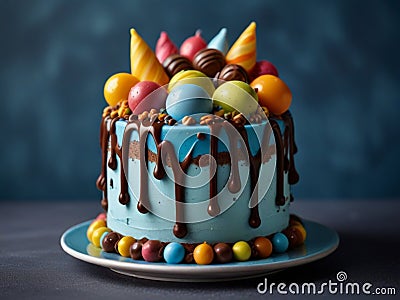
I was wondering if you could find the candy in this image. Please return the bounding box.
[163,54,194,78]
[102,232,122,252]
[91,226,111,248]
[232,241,251,261]
[217,64,249,83]
[103,73,140,106]
[213,243,233,263]
[226,22,257,72]
[128,81,168,115]
[212,80,259,116]
[141,240,163,262]
[95,212,107,221]
[130,28,169,86]
[253,237,273,259]
[180,30,207,61]
[250,74,292,116]
[163,242,185,264]
[208,28,229,55]
[193,242,214,265]
[117,236,136,257]
[168,70,215,96]
[166,83,213,120]
[272,233,289,253]
[129,241,144,260]
[155,31,178,64]
[193,48,226,77]
[86,219,106,243]
[249,60,279,81]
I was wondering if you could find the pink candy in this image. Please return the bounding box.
[180,30,207,61]
[250,60,279,82]
[155,31,178,64]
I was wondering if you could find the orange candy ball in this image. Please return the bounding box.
[250,74,292,116]
[253,237,273,259]
[193,243,214,265]
[104,73,140,106]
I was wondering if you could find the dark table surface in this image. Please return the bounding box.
[1,200,399,299]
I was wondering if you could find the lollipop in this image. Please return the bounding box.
[207,28,229,55]
[130,28,169,86]
[155,31,178,64]
[225,22,257,72]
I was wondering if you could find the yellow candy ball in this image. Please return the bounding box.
[86,219,106,243]
[193,242,214,265]
[91,227,111,248]
[104,73,140,106]
[168,70,215,96]
[232,241,251,261]
[117,236,136,257]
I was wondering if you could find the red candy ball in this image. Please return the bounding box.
[141,240,163,262]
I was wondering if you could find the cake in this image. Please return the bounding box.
[87,22,306,264]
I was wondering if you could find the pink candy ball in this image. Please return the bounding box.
[141,240,163,262]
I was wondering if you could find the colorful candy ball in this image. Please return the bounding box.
[249,60,279,81]
[232,241,251,261]
[102,232,122,252]
[117,236,136,257]
[128,81,167,114]
[212,80,259,116]
[86,219,106,243]
[272,232,289,253]
[95,212,107,221]
[141,240,164,262]
[166,83,213,120]
[103,73,140,106]
[91,227,111,248]
[250,74,292,116]
[193,243,214,265]
[168,70,215,96]
[163,242,185,264]
[213,243,233,263]
[253,237,273,259]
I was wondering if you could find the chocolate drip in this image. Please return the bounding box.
[96,116,109,210]
[270,119,286,206]
[237,125,261,228]
[109,118,129,205]
[282,112,299,184]
[208,123,222,217]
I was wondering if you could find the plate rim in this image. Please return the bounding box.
[60,219,339,277]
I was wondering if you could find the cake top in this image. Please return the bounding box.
[102,22,293,125]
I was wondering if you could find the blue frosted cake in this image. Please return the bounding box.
[87,23,305,264]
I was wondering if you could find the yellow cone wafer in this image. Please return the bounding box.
[130,28,169,86]
[226,22,257,72]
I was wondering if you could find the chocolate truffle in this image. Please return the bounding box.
[217,64,249,83]
[163,54,193,78]
[193,48,226,77]
[213,243,233,263]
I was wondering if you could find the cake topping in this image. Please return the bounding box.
[249,60,279,81]
[212,80,259,116]
[163,54,194,78]
[127,81,167,114]
[250,74,292,116]
[213,243,233,263]
[192,48,226,77]
[217,64,249,83]
[179,29,207,61]
[155,31,178,64]
[193,243,214,265]
[141,240,164,262]
[103,73,140,106]
[163,242,186,264]
[168,70,215,96]
[207,28,229,55]
[166,83,213,121]
[226,22,257,72]
[232,241,252,261]
[130,28,169,85]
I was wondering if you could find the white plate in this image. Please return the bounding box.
[60,219,339,282]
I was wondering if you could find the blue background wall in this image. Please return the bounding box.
[1,0,399,201]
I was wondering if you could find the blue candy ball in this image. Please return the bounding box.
[166,83,213,121]
[163,242,185,264]
[272,233,289,253]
